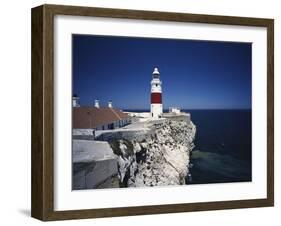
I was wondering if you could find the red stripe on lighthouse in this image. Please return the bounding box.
[151,93,162,104]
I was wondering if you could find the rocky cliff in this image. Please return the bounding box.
[109,120,196,187]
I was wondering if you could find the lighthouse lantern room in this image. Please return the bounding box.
[150,67,163,118]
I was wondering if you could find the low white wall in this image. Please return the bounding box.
[72,140,118,189]
[125,111,151,118]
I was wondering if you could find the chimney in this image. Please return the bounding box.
[73,95,80,107]
[108,100,113,108]
[94,99,100,108]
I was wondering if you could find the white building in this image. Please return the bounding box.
[73,95,80,107]
[73,98,131,131]
[169,107,181,114]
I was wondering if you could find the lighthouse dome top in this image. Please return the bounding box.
[153,67,160,75]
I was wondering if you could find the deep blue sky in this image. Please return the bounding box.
[72,35,252,110]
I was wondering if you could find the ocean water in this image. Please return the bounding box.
[186,109,252,184]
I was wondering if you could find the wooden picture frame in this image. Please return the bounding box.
[31,4,274,221]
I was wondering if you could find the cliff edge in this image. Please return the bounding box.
[109,120,196,187]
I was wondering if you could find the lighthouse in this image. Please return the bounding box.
[150,67,163,118]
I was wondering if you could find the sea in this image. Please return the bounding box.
[186,109,252,184]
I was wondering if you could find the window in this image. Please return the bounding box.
[108,123,114,130]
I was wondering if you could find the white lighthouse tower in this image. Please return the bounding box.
[150,67,163,118]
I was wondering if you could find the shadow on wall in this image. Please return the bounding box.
[18,209,30,217]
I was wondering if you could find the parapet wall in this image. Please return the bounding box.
[96,128,156,142]
[163,113,191,124]
[125,112,151,118]
[73,140,118,190]
[73,129,95,140]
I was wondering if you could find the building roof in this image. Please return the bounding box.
[73,107,130,129]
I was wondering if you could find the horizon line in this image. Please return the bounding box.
[122,108,252,110]
[75,106,251,111]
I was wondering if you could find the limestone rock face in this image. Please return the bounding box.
[110,120,196,187]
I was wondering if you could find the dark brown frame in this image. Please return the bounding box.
[31,4,274,221]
